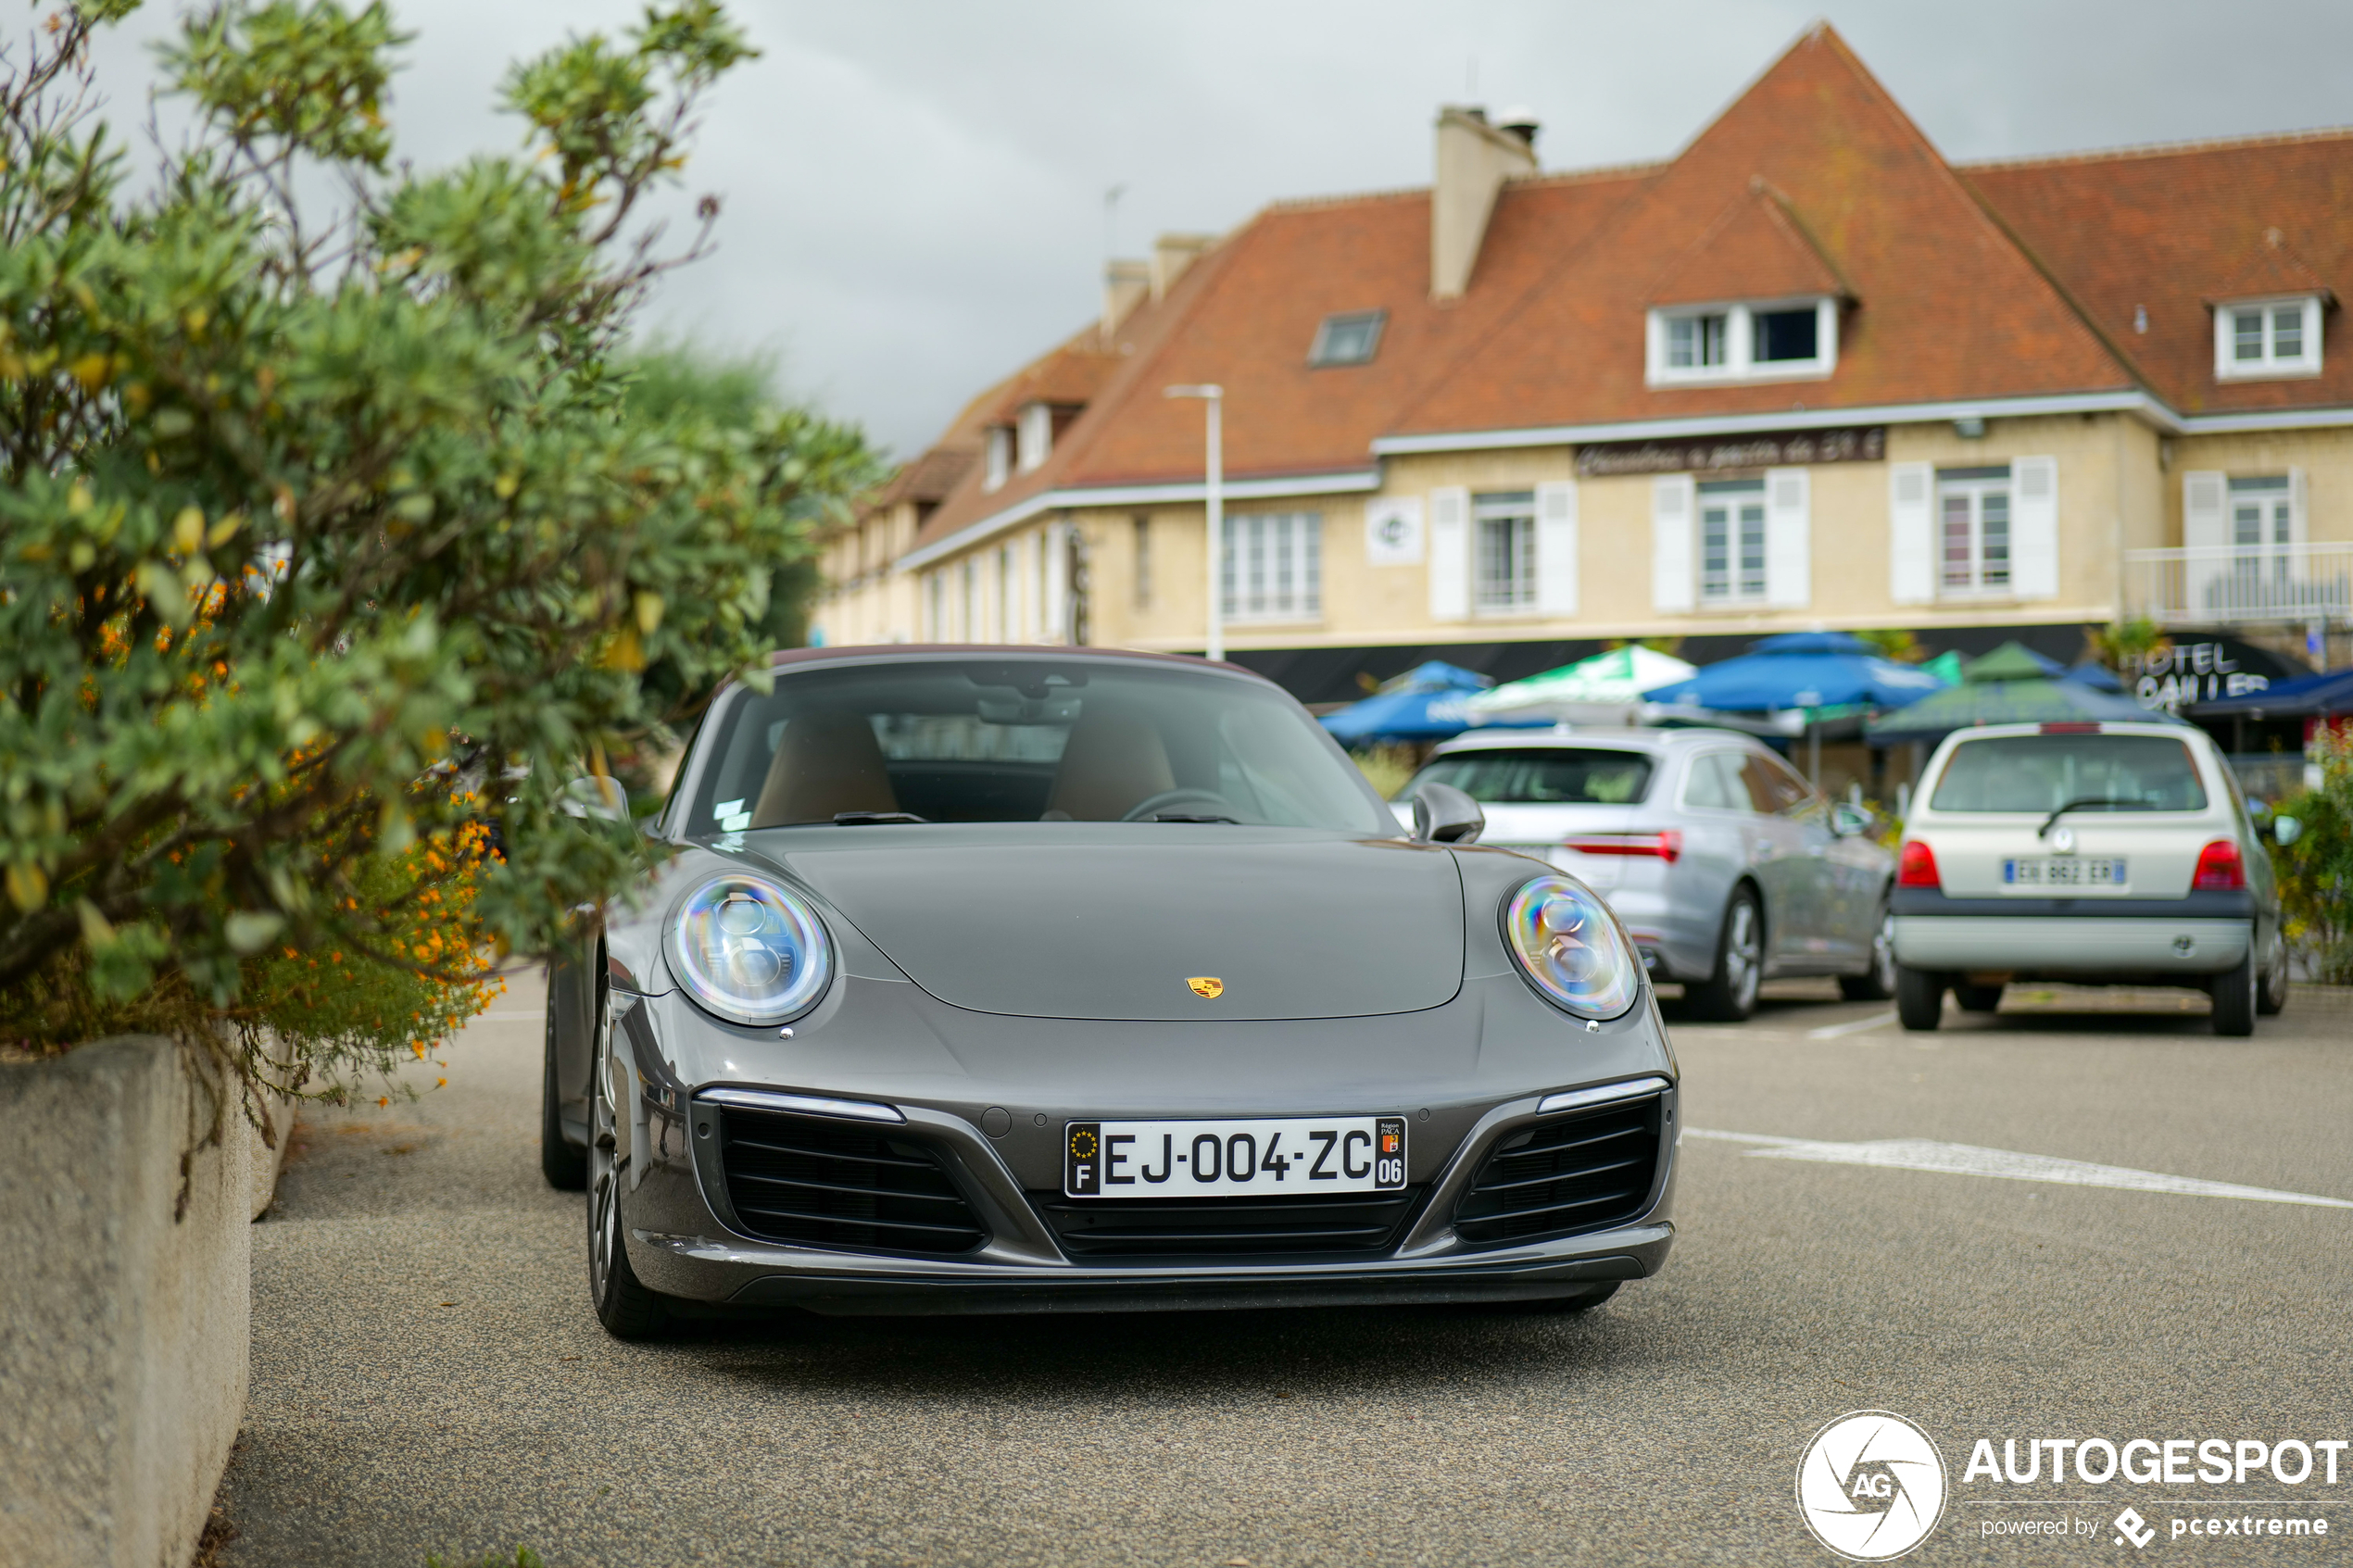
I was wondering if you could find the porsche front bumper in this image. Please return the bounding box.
[618,1070,1679,1316]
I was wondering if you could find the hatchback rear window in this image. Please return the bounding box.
[1407,748,1655,805]
[1928,734,2207,814]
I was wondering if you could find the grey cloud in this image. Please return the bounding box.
[76,2,2353,457]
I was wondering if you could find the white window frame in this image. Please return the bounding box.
[1220,510,1322,623]
[1936,465,2013,599]
[1017,402,1053,471]
[2214,295,2322,380]
[1308,309,1386,368]
[1473,490,1537,615]
[1647,296,1839,386]
[1696,478,1768,607]
[983,426,1012,492]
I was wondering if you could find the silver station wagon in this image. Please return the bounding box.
[1400,729,1896,1020]
[1891,720,2294,1035]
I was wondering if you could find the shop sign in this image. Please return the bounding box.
[2125,638,2299,712]
[1574,425,1886,478]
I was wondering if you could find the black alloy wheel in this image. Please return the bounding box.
[1684,887,1763,1022]
[1839,894,1897,1001]
[588,991,668,1338]
[2210,949,2258,1038]
[540,994,587,1191]
[1894,964,1945,1031]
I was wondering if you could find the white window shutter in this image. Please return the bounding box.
[1764,467,1810,608]
[1650,474,1695,612]
[2182,470,2227,619]
[2011,456,2060,599]
[1888,462,1933,604]
[1043,523,1068,639]
[2288,466,2310,546]
[1535,481,1579,617]
[1428,487,1470,620]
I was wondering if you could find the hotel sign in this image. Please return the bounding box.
[1575,425,1886,477]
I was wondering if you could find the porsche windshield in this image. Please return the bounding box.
[683,659,1394,834]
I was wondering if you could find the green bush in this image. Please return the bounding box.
[2269,727,2353,984]
[0,2,875,1109]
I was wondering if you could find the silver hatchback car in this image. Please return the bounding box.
[1400,729,1897,1019]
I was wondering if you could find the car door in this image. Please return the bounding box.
[1737,750,1829,967]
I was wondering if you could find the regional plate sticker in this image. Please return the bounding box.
[1797,1410,1948,1562]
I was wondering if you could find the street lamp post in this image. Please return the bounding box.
[1164,383,1224,661]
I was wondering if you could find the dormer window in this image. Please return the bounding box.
[983,427,1012,492]
[2214,295,2322,380]
[1647,298,1838,386]
[1309,309,1385,368]
[1017,402,1053,471]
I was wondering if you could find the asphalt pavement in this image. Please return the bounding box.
[217,972,2353,1567]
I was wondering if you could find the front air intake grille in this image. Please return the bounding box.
[1453,1095,1663,1248]
[1032,1188,1424,1261]
[717,1107,987,1258]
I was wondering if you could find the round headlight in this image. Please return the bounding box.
[664,872,833,1025]
[1502,875,1640,1021]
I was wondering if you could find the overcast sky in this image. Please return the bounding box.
[80,2,2353,459]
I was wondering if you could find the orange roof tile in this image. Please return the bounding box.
[1646,182,1849,306]
[1967,134,2353,415]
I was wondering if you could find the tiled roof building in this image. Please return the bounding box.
[817,23,2352,707]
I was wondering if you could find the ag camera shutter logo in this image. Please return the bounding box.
[1797,1411,1948,1561]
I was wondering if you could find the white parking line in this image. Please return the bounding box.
[1806,1010,1897,1039]
[1685,1128,2353,1209]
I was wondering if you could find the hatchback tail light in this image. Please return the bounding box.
[2038,721,2103,734]
[1896,839,1941,888]
[2192,838,2246,891]
[1564,830,1682,863]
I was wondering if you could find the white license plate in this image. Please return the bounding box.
[2004,857,2127,887]
[1063,1117,1406,1198]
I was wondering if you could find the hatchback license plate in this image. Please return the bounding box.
[1063,1117,1406,1198]
[2004,857,2127,887]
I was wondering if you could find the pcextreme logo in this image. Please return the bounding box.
[1798,1411,1950,1562]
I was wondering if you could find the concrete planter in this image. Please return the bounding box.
[0,1036,253,1568]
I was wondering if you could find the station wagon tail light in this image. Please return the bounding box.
[1502,875,1642,1022]
[1896,839,1940,888]
[2192,838,2246,891]
[1564,830,1682,863]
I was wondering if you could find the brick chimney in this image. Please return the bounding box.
[1102,257,1150,340]
[1151,232,1217,301]
[1431,105,1537,302]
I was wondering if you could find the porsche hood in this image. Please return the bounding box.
[754,832,1466,1022]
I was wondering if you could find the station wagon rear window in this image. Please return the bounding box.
[1407,748,1655,806]
[1928,734,2207,814]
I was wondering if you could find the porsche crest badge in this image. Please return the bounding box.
[1185,976,1225,998]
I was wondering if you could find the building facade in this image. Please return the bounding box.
[815,25,2352,707]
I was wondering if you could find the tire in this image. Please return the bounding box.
[1838,893,1896,1001]
[540,1000,587,1191]
[2258,932,2290,1017]
[1684,887,1764,1022]
[588,1005,669,1339]
[1952,982,2005,1013]
[2210,948,2258,1038]
[1895,965,1945,1031]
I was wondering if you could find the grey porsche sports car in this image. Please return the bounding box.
[541,646,1679,1337]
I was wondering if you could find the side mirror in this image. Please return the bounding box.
[560,774,630,823]
[1411,780,1484,846]
[2271,814,2302,847]
[1831,803,1872,838]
